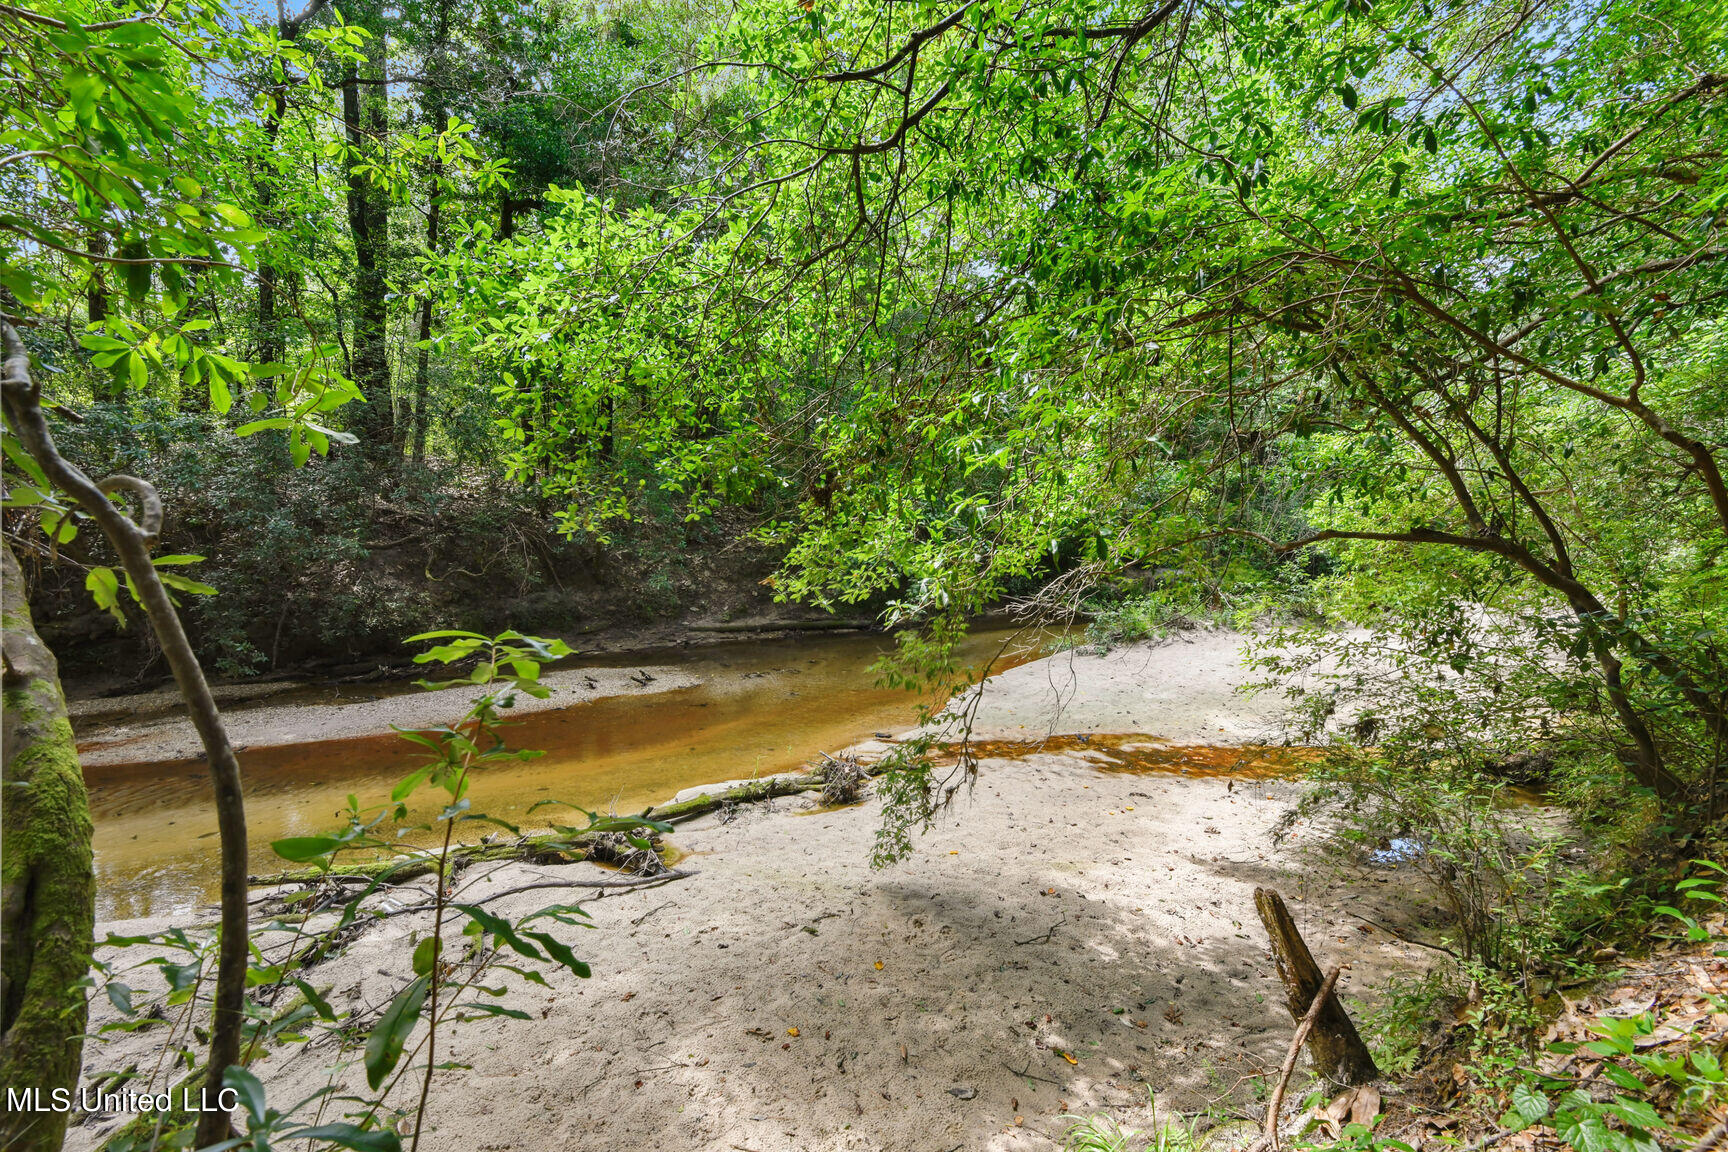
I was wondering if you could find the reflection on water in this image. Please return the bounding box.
[85,628,1053,919]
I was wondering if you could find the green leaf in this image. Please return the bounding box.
[235,418,295,435]
[454,1002,532,1020]
[271,835,341,864]
[289,1124,402,1152]
[159,572,218,597]
[39,507,76,544]
[3,434,48,488]
[87,566,124,624]
[391,765,433,801]
[1512,1082,1549,1126]
[522,930,591,978]
[1601,1063,1646,1092]
[159,960,201,995]
[363,975,429,1089]
[412,936,440,977]
[65,68,106,115]
[224,1065,270,1127]
[106,982,136,1016]
[210,202,253,227]
[120,247,151,304]
[492,963,550,988]
[454,904,546,962]
[292,978,337,1022]
[209,369,233,415]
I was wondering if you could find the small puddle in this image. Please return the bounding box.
[84,628,1056,919]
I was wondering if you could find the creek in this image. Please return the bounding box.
[81,627,1054,919]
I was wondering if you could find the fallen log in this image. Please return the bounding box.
[1253,887,1379,1086]
[643,754,901,824]
[251,757,892,888]
[249,830,607,887]
[643,772,827,823]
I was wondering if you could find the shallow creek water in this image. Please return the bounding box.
[81,628,1055,919]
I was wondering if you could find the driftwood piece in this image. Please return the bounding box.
[252,761,890,888]
[643,771,827,823]
[1250,965,1343,1152]
[249,830,608,887]
[1254,887,1379,1086]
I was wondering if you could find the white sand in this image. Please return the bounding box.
[932,629,1306,744]
[71,631,1440,1152]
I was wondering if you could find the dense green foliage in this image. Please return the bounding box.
[6,0,1725,871]
[5,0,1728,1142]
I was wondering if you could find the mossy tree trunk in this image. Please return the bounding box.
[1,538,96,1152]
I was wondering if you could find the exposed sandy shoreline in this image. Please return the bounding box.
[72,630,1438,1152]
[72,623,1317,768]
[929,630,1305,745]
[73,663,699,767]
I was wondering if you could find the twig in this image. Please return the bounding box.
[1015,916,1066,945]
[1690,1117,1728,1152]
[1250,965,1344,1152]
[631,902,674,927]
[381,870,696,916]
[1002,1059,1063,1086]
[1347,912,1459,958]
[1462,1128,1512,1152]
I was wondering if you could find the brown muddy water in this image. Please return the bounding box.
[82,628,1057,919]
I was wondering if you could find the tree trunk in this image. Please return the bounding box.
[410,248,436,465]
[86,231,123,404]
[410,0,449,467]
[86,231,109,329]
[255,0,329,364]
[342,0,394,463]
[409,153,442,463]
[1,539,96,1152]
[1253,888,1378,1086]
[256,86,287,366]
[3,323,250,1149]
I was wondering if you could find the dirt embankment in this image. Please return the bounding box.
[74,631,1439,1152]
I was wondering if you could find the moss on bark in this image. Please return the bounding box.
[2,540,97,1152]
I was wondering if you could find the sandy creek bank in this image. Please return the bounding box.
[73,630,1453,1152]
